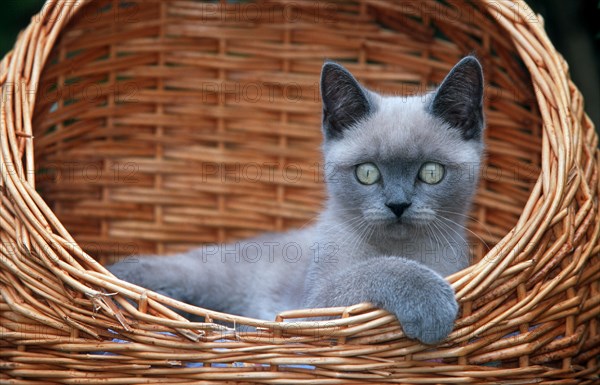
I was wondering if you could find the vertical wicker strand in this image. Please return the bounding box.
[8,18,32,266]
[154,1,167,255]
[477,17,493,262]
[22,20,38,189]
[274,19,290,233]
[101,0,119,260]
[49,20,68,258]
[216,1,227,244]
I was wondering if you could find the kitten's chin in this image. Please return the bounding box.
[371,219,425,239]
[385,223,421,240]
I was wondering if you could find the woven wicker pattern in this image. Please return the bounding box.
[1,0,598,383]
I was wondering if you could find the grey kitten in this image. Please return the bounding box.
[108,56,485,344]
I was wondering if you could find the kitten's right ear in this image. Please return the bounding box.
[321,62,373,140]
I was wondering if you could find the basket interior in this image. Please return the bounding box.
[32,0,542,266]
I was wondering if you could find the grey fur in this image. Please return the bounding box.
[108,57,485,344]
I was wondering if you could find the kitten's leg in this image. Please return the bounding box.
[106,254,201,304]
[106,246,287,318]
[305,257,458,344]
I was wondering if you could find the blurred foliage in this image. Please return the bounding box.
[0,0,46,56]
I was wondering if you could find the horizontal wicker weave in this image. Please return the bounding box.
[1,0,599,383]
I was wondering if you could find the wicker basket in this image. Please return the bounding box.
[1,0,598,383]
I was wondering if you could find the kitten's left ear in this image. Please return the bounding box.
[430,56,484,140]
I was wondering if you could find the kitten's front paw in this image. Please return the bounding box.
[393,270,458,345]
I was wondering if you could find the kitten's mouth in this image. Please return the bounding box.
[391,216,433,227]
[367,216,415,226]
[379,217,411,227]
[365,213,433,227]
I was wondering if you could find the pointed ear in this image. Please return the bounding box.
[321,62,373,140]
[430,56,484,140]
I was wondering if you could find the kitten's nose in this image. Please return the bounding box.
[386,202,412,218]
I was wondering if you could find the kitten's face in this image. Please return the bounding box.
[320,58,484,238]
[324,94,482,235]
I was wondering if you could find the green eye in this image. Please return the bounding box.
[355,163,381,185]
[418,162,445,184]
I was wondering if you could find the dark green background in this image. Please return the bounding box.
[1,0,598,130]
[1,1,46,55]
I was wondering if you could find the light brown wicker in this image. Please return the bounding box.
[1,0,598,383]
